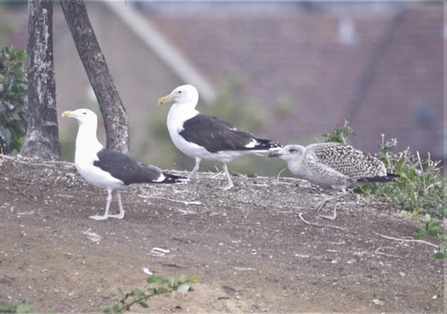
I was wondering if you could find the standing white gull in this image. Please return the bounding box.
[157,84,281,190]
[269,142,398,219]
[62,109,188,221]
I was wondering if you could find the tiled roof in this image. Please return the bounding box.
[348,7,444,157]
[149,12,391,139]
[149,6,444,157]
[1,4,443,160]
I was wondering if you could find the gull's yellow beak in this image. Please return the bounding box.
[62,110,75,118]
[157,95,173,106]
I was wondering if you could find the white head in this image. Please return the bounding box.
[157,84,199,107]
[62,108,98,128]
[62,108,103,164]
[268,144,306,162]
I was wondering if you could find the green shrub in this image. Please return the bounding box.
[367,134,446,218]
[0,45,27,154]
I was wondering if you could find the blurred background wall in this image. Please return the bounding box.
[0,0,444,175]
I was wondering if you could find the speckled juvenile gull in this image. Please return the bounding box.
[158,84,281,191]
[62,109,188,221]
[269,142,398,219]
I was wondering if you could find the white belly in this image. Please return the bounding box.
[75,159,124,190]
[166,106,263,163]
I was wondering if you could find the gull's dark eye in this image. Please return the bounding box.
[82,112,87,115]
[289,148,297,153]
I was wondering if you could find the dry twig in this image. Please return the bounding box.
[371,230,439,248]
[298,213,348,232]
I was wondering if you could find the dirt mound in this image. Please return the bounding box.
[0,156,444,313]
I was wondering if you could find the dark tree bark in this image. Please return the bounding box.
[21,0,62,160]
[60,0,129,154]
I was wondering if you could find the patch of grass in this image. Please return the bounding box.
[367,134,446,218]
[411,214,446,259]
[103,274,198,314]
[0,301,36,314]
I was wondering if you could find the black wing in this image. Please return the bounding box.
[180,114,277,153]
[94,149,182,185]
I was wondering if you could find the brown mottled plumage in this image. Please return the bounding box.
[269,142,398,219]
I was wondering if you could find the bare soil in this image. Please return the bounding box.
[0,156,445,313]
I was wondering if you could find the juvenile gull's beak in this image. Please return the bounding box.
[268,151,282,158]
[62,110,75,118]
[157,95,173,106]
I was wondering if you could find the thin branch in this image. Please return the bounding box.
[374,247,403,259]
[275,167,288,180]
[298,213,348,232]
[138,194,201,206]
[371,230,439,248]
[2,155,75,168]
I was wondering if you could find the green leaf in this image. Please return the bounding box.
[429,220,442,228]
[0,301,18,312]
[188,274,199,284]
[130,288,145,297]
[437,234,447,241]
[15,303,32,314]
[117,287,125,298]
[154,287,168,295]
[434,252,446,259]
[427,228,441,236]
[138,301,149,308]
[146,287,156,295]
[177,283,191,294]
[413,230,427,240]
[16,50,26,60]
[112,304,122,314]
[147,275,169,284]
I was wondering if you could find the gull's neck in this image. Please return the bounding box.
[168,100,200,123]
[74,120,104,164]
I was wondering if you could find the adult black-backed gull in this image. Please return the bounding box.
[157,84,281,190]
[269,142,398,219]
[62,109,188,220]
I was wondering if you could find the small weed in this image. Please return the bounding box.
[412,214,447,259]
[103,274,198,313]
[0,301,36,314]
[322,119,356,144]
[432,283,445,298]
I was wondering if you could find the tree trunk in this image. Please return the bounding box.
[21,0,62,160]
[60,0,129,154]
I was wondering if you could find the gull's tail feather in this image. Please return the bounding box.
[160,172,189,184]
[357,173,399,183]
